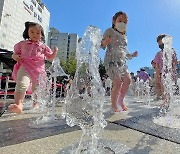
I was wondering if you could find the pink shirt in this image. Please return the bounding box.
[12,40,53,83]
[153,51,163,73]
[153,49,177,74]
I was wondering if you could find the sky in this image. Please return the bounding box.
[42,0,180,73]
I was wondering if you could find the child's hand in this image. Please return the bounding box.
[102,36,111,46]
[132,51,138,57]
[105,37,111,45]
[52,47,58,58]
[46,47,58,61]
[12,54,22,62]
[53,47,58,55]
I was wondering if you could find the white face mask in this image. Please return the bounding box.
[115,22,127,33]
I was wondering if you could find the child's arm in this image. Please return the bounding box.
[47,47,58,61]
[101,28,112,49]
[12,41,22,61]
[126,51,138,60]
[101,37,111,48]
[132,51,138,57]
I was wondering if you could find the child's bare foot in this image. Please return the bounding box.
[112,105,121,112]
[8,104,23,114]
[121,103,128,111]
[118,102,128,111]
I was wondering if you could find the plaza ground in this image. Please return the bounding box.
[0,96,179,154]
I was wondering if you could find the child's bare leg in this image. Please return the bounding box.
[155,74,164,99]
[111,78,121,112]
[9,92,25,114]
[31,82,38,109]
[118,73,131,111]
[155,83,163,99]
[32,94,38,109]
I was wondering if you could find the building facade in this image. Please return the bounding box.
[177,61,180,78]
[48,28,79,61]
[0,0,50,51]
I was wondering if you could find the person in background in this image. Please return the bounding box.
[135,70,140,81]
[138,68,150,82]
[153,34,178,107]
[151,60,162,100]
[129,72,137,96]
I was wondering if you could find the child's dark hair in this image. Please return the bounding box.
[151,60,155,64]
[23,21,45,42]
[156,34,167,42]
[112,11,128,28]
[140,68,145,71]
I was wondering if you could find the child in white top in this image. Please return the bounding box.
[101,11,138,112]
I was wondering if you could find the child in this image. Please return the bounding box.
[151,60,162,100]
[9,21,58,114]
[153,34,178,105]
[129,72,137,96]
[101,11,138,112]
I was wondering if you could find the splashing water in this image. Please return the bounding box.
[29,57,68,128]
[61,26,129,154]
[153,35,180,129]
[161,36,174,111]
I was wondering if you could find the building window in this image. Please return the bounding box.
[38,15,42,22]
[38,5,42,13]
[31,0,36,7]
[34,12,37,17]
[30,5,33,12]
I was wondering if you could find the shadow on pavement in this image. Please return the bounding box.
[0,117,79,147]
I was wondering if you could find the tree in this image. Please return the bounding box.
[66,53,77,76]
[60,59,67,71]
[60,53,77,77]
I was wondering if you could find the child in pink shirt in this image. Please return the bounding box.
[153,34,177,101]
[9,22,58,114]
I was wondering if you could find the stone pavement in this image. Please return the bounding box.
[0,96,180,154]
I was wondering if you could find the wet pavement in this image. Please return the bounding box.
[0,97,180,154]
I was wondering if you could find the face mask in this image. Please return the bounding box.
[159,44,164,50]
[115,22,127,33]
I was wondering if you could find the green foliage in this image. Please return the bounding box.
[60,55,106,78]
[60,53,77,76]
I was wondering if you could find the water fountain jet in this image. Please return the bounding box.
[60,25,130,154]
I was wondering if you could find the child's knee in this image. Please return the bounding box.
[124,76,131,85]
[15,82,29,93]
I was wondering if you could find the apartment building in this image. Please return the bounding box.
[48,28,79,61]
[0,0,50,51]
